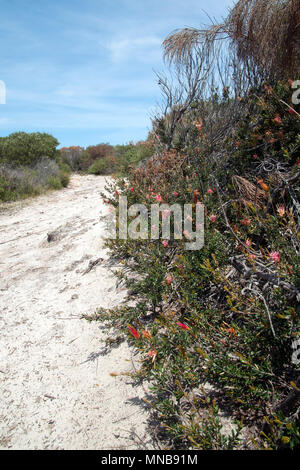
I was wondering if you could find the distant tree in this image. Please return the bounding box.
[86,143,114,160]
[0,132,59,166]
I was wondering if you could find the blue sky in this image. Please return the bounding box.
[0,0,235,148]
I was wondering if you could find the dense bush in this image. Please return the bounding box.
[0,132,59,166]
[90,81,299,450]
[88,158,111,175]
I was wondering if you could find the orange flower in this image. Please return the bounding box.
[257,179,269,192]
[142,330,152,340]
[225,327,237,339]
[148,349,157,361]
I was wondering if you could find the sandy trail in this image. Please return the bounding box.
[0,174,155,450]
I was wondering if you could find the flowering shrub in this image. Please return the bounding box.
[87,80,300,450]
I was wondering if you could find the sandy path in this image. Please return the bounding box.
[0,175,155,450]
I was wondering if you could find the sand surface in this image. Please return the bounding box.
[0,174,156,450]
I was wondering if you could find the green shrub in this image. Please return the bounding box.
[0,132,59,166]
[0,176,15,201]
[57,159,72,174]
[88,158,109,175]
[59,171,70,187]
[46,176,63,190]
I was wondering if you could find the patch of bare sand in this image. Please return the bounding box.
[0,175,157,450]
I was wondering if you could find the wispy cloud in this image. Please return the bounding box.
[107,36,162,63]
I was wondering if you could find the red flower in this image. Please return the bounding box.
[177,322,189,331]
[130,187,134,192]
[274,115,282,125]
[128,325,139,339]
[269,251,280,264]
[241,218,251,226]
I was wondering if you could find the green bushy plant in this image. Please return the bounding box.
[88,157,110,175]
[0,132,59,166]
[46,176,63,190]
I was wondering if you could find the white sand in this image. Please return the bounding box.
[0,175,156,450]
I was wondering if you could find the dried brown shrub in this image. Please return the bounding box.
[232,175,266,208]
[228,0,300,80]
[163,0,300,82]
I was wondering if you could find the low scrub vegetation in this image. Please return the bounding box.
[60,140,155,176]
[0,133,70,203]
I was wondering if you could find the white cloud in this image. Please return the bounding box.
[107,36,162,63]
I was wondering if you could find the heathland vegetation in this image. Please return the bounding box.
[85,0,300,450]
[0,132,154,203]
